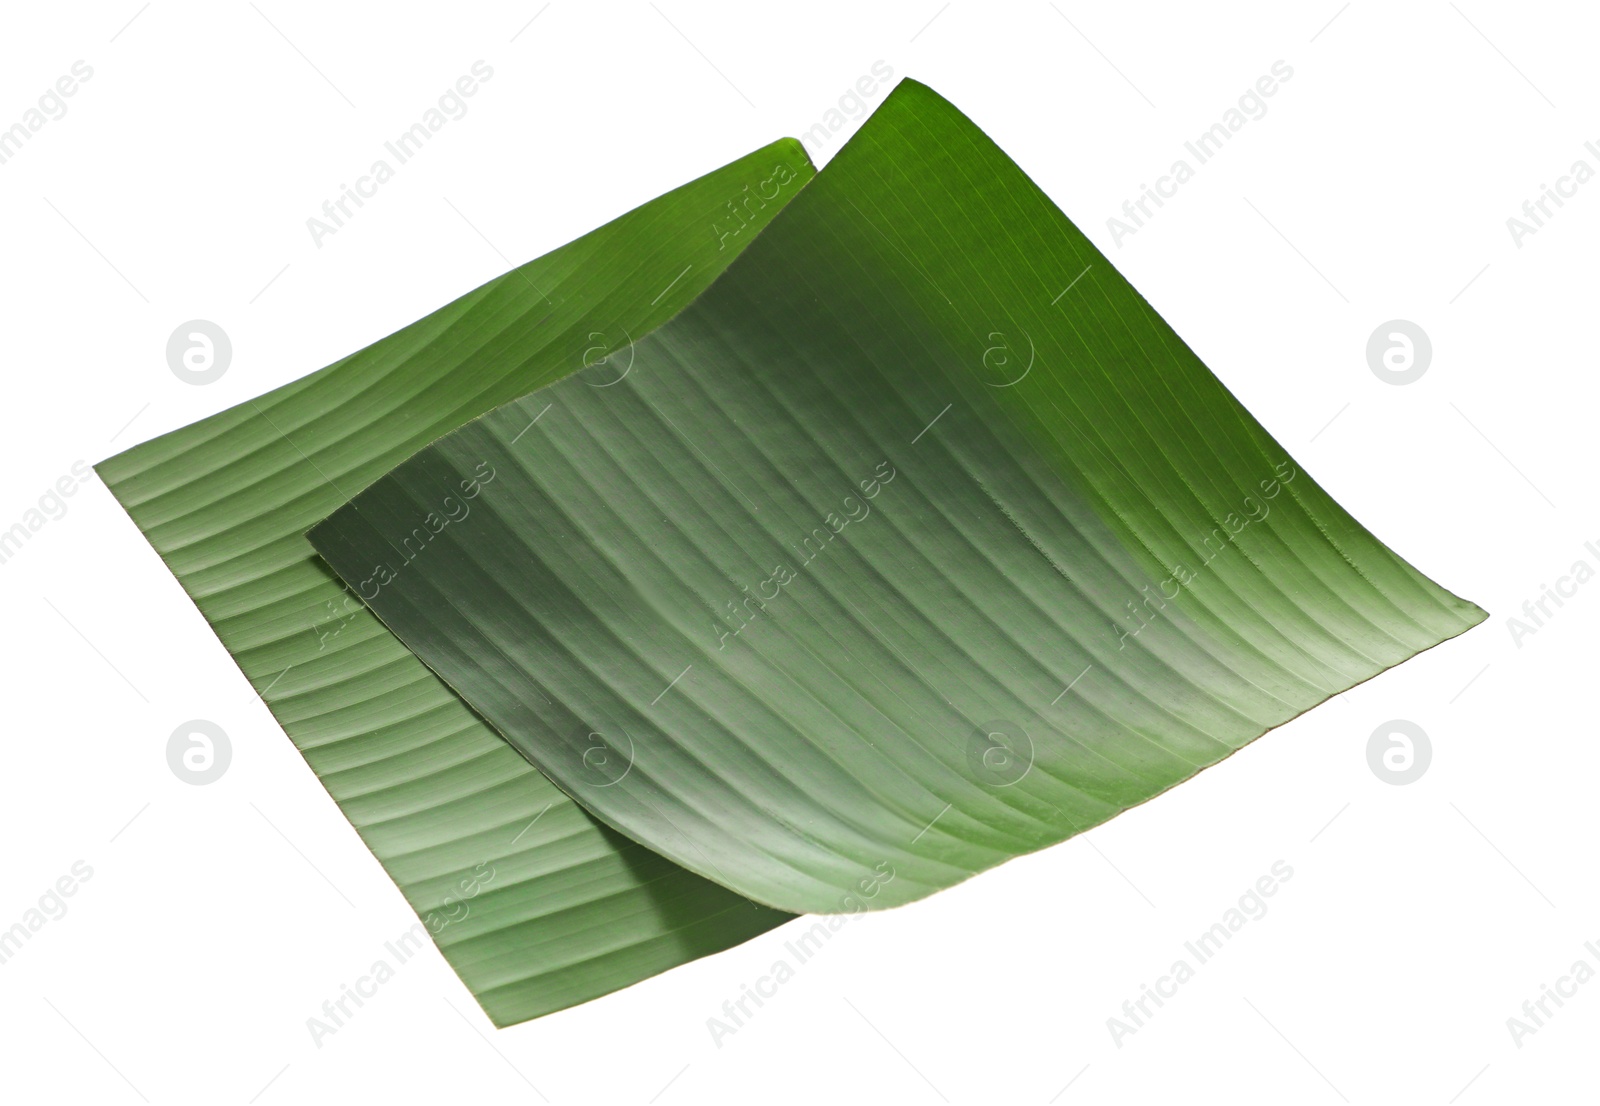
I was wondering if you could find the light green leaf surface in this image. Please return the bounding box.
[97,140,814,1025]
[310,80,1485,916]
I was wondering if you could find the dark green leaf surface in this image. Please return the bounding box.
[311,80,1485,916]
[97,141,814,1024]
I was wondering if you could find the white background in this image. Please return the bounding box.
[1,1,1593,1102]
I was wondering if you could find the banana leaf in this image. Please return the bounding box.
[96,140,814,1025]
[308,80,1485,917]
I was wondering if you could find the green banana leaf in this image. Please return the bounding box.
[309,79,1485,917]
[96,140,815,1025]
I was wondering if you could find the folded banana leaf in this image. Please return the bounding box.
[308,80,1485,918]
